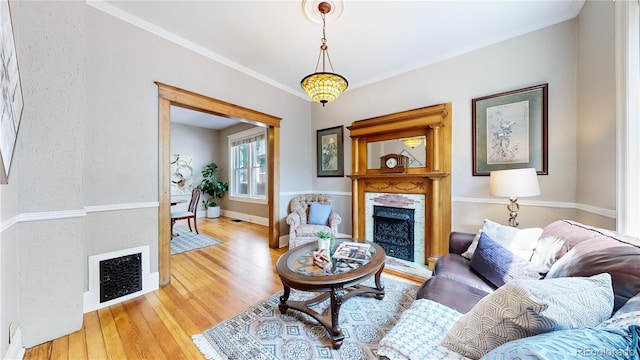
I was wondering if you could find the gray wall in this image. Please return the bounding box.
[0,0,619,355]
[1,0,311,350]
[575,0,616,228]
[311,3,616,234]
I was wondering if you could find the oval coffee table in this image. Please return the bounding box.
[275,240,386,349]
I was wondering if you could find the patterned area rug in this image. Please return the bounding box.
[192,275,419,360]
[171,226,223,255]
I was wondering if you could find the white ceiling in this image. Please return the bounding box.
[93,0,585,128]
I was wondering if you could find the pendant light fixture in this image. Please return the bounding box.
[401,137,424,148]
[300,2,348,106]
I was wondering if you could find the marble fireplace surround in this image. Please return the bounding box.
[365,192,426,266]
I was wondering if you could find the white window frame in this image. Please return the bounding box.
[228,127,268,205]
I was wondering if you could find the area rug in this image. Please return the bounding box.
[192,275,419,360]
[171,226,223,255]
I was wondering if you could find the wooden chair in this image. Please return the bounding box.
[171,187,201,235]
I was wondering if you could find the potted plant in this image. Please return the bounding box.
[315,230,335,253]
[199,162,229,218]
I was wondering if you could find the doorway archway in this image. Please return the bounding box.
[156,82,281,286]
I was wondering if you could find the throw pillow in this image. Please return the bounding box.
[463,219,542,260]
[480,326,640,360]
[307,202,332,225]
[378,299,467,360]
[598,310,640,329]
[441,273,614,359]
[470,232,548,288]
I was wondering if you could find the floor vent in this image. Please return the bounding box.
[99,253,142,303]
[85,245,158,313]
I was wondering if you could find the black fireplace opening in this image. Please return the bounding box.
[99,253,142,303]
[373,205,415,262]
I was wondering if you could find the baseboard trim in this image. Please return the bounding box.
[221,210,269,226]
[4,326,25,360]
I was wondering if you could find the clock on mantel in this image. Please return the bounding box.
[380,153,408,173]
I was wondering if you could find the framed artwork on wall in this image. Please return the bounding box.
[472,83,548,176]
[170,154,194,195]
[0,0,24,184]
[316,125,344,177]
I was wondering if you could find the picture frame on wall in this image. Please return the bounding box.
[317,125,344,177]
[472,83,548,176]
[0,0,24,184]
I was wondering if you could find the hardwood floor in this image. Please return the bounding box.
[23,217,420,359]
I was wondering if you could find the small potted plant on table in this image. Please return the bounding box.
[315,230,335,252]
[314,230,335,269]
[199,162,229,218]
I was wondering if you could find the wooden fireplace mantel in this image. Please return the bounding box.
[347,103,452,268]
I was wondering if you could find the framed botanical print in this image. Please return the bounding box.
[472,83,548,176]
[316,125,344,177]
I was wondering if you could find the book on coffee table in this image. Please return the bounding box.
[332,242,371,263]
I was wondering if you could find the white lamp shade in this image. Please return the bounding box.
[489,168,541,197]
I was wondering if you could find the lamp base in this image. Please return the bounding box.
[506,197,520,227]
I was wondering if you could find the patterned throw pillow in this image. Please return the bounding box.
[480,326,640,360]
[470,232,548,288]
[378,299,468,360]
[441,273,614,359]
[463,219,542,260]
[598,310,640,329]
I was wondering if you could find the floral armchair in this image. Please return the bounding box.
[286,194,342,248]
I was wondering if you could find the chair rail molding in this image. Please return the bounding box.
[453,197,616,219]
[0,201,160,233]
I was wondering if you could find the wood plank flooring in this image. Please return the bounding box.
[23,217,420,359]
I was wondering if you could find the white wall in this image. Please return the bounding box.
[313,19,589,234]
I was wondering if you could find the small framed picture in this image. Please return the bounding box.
[472,83,548,176]
[316,125,344,177]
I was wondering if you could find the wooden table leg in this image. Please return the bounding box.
[278,284,291,313]
[329,286,345,349]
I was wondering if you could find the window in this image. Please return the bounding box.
[229,127,267,203]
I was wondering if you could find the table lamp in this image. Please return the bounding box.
[489,168,541,227]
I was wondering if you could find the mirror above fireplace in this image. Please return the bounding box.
[366,138,427,169]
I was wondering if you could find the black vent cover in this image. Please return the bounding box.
[99,253,142,303]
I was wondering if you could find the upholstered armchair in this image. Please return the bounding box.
[286,194,342,249]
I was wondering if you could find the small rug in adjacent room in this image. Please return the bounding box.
[171,226,223,255]
[192,275,419,360]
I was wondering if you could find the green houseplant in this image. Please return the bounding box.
[315,230,334,252]
[199,162,229,218]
